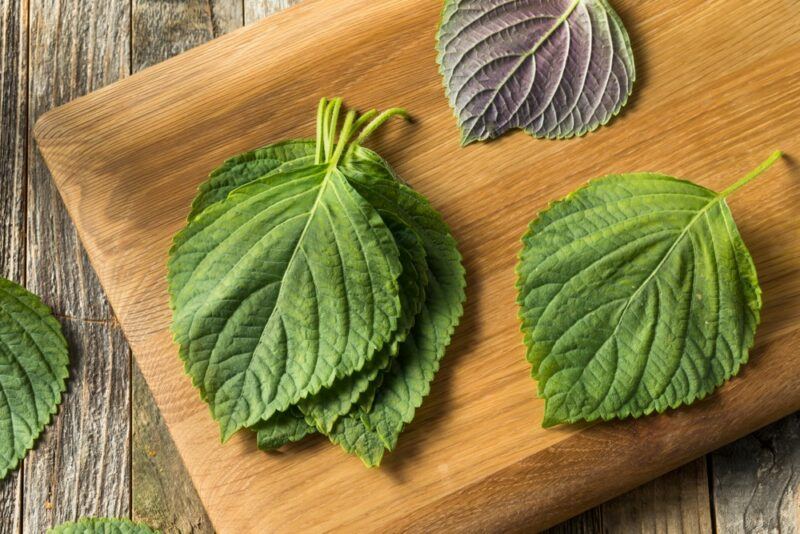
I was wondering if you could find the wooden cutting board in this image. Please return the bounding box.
[34,0,800,531]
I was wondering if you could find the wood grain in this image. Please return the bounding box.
[0,1,27,531]
[244,0,301,24]
[21,0,132,531]
[0,0,25,285]
[28,0,800,531]
[132,362,213,533]
[600,459,712,533]
[130,2,236,531]
[548,460,713,534]
[712,413,800,533]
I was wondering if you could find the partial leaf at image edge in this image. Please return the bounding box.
[0,277,69,481]
[517,152,782,427]
[47,517,159,534]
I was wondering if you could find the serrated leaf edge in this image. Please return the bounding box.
[46,517,159,534]
[435,0,637,146]
[0,279,69,481]
[515,173,762,427]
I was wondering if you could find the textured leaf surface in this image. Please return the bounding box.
[299,217,428,432]
[327,412,386,468]
[169,163,403,439]
[329,284,458,467]
[189,140,314,220]
[184,139,401,434]
[191,141,466,463]
[185,141,458,445]
[254,408,315,450]
[437,0,635,144]
[171,99,465,464]
[516,165,772,426]
[48,518,158,534]
[0,277,69,480]
[330,158,466,466]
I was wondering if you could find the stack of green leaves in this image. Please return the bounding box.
[168,98,466,466]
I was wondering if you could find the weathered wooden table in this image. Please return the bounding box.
[0,1,797,532]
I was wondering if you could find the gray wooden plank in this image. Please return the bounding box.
[601,458,713,533]
[712,413,800,534]
[133,0,244,71]
[0,475,21,534]
[0,0,27,531]
[129,1,242,531]
[208,0,245,35]
[0,0,26,284]
[132,363,212,534]
[244,0,302,24]
[544,508,605,534]
[548,459,713,534]
[23,0,132,530]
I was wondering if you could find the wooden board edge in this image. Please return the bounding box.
[29,0,324,156]
[396,333,800,532]
[27,1,800,528]
[32,77,800,534]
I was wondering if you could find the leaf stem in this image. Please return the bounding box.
[326,98,343,162]
[321,98,341,162]
[345,108,409,160]
[321,100,333,161]
[350,109,379,140]
[330,110,357,168]
[313,99,411,166]
[719,150,783,199]
[315,98,327,165]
